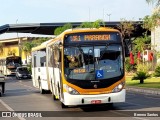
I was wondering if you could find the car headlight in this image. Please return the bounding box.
[18,73,22,77]
[63,84,79,95]
[112,82,125,93]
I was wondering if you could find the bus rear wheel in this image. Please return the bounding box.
[50,81,58,100]
[52,89,58,100]
[39,81,45,94]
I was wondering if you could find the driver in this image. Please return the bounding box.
[69,55,79,68]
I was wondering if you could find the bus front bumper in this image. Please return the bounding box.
[63,89,126,106]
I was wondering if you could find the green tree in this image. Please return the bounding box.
[143,14,160,32]
[79,22,93,28]
[32,37,49,46]
[22,41,35,64]
[146,0,160,7]
[92,19,105,28]
[79,19,105,28]
[54,23,72,35]
[117,18,134,51]
[0,43,4,55]
[117,18,134,40]
[54,20,106,35]
[54,27,63,35]
[133,33,151,53]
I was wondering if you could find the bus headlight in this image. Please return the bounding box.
[112,82,125,93]
[63,84,79,95]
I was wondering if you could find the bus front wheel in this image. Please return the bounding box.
[61,102,68,108]
[58,86,68,108]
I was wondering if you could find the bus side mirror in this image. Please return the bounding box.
[125,49,130,57]
[94,49,100,58]
[124,40,130,57]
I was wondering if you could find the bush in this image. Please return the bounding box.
[132,71,150,84]
[125,57,135,72]
[154,65,160,77]
[136,63,150,72]
[132,63,151,84]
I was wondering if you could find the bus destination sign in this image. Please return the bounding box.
[65,32,120,43]
[70,34,110,42]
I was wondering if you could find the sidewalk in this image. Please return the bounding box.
[126,86,160,95]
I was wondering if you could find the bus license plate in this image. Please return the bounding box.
[91,100,101,104]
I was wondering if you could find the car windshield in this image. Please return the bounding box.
[18,68,29,74]
[64,44,124,80]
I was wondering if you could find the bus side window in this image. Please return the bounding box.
[53,47,60,67]
[40,56,46,67]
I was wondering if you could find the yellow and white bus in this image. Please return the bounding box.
[0,56,22,76]
[31,27,126,108]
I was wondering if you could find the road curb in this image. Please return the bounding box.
[126,86,160,95]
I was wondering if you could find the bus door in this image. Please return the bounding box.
[53,46,63,100]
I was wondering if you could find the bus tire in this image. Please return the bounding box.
[58,85,68,108]
[107,103,113,108]
[52,93,58,100]
[39,81,45,94]
[61,102,68,108]
[52,86,58,100]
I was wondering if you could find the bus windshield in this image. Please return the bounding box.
[64,44,124,80]
[6,56,21,68]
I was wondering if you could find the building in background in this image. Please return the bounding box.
[0,37,52,65]
[151,26,160,52]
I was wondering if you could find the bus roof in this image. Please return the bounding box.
[32,27,121,49]
[62,27,120,34]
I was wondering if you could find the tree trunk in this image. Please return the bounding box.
[140,79,144,84]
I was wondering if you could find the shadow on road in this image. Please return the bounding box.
[80,104,115,112]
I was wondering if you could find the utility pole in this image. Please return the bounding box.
[16,19,22,58]
[107,14,111,21]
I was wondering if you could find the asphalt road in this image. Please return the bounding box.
[0,76,160,120]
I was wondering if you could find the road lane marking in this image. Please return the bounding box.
[7,77,37,91]
[0,99,26,120]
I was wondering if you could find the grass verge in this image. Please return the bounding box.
[126,76,160,89]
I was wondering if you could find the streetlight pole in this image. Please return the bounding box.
[107,14,111,21]
[16,19,21,58]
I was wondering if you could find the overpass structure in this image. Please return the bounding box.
[0,21,147,38]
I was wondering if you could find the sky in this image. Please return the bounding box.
[0,0,154,39]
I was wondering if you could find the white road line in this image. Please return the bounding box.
[0,99,26,120]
